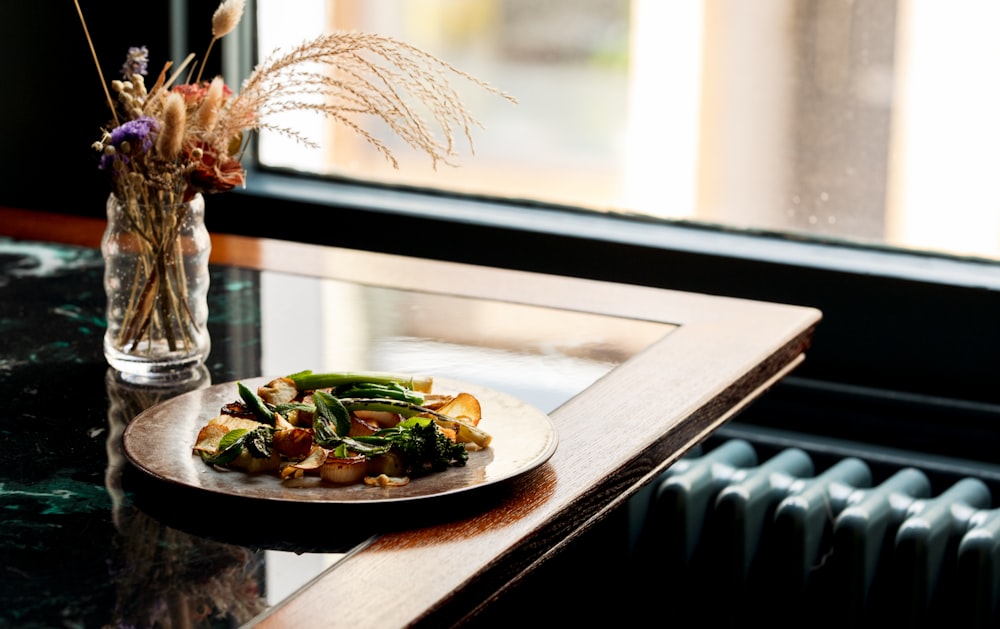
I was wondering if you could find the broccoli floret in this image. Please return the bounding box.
[383,417,468,476]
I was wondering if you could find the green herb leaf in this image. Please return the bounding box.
[274,401,314,416]
[199,428,249,465]
[313,390,351,446]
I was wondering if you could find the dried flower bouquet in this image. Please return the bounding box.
[77,0,514,370]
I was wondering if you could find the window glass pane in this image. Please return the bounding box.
[254,0,1000,262]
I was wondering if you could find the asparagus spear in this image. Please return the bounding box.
[287,370,434,393]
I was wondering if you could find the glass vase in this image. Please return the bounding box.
[102,191,211,382]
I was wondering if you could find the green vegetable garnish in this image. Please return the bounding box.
[287,370,433,393]
[200,425,275,466]
[334,381,425,405]
[200,428,249,465]
[357,417,468,475]
[238,381,277,425]
[198,371,489,481]
[313,390,351,443]
[292,395,492,449]
[244,425,274,459]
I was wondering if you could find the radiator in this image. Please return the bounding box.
[633,439,1000,628]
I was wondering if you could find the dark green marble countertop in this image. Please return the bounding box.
[0,238,273,628]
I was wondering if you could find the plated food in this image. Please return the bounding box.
[192,370,492,488]
[123,374,555,505]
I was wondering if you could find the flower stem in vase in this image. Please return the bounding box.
[103,192,211,382]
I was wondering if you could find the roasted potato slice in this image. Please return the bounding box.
[435,392,482,426]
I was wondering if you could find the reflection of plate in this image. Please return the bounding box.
[122,376,557,505]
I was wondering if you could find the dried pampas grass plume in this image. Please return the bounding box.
[157,92,186,161]
[221,31,518,169]
[197,77,225,132]
[197,0,246,83]
[212,0,245,39]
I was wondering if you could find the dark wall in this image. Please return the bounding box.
[0,2,190,216]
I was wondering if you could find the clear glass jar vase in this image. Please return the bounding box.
[102,191,211,382]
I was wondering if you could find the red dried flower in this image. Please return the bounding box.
[186,142,246,196]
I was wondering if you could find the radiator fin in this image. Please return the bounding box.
[633,439,1000,627]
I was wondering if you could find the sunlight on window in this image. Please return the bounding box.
[255,0,328,174]
[623,1,701,220]
[253,0,1000,261]
[886,0,1000,259]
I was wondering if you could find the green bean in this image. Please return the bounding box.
[237,381,276,425]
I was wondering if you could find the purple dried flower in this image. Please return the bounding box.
[99,116,160,170]
[120,46,149,79]
[113,116,159,151]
